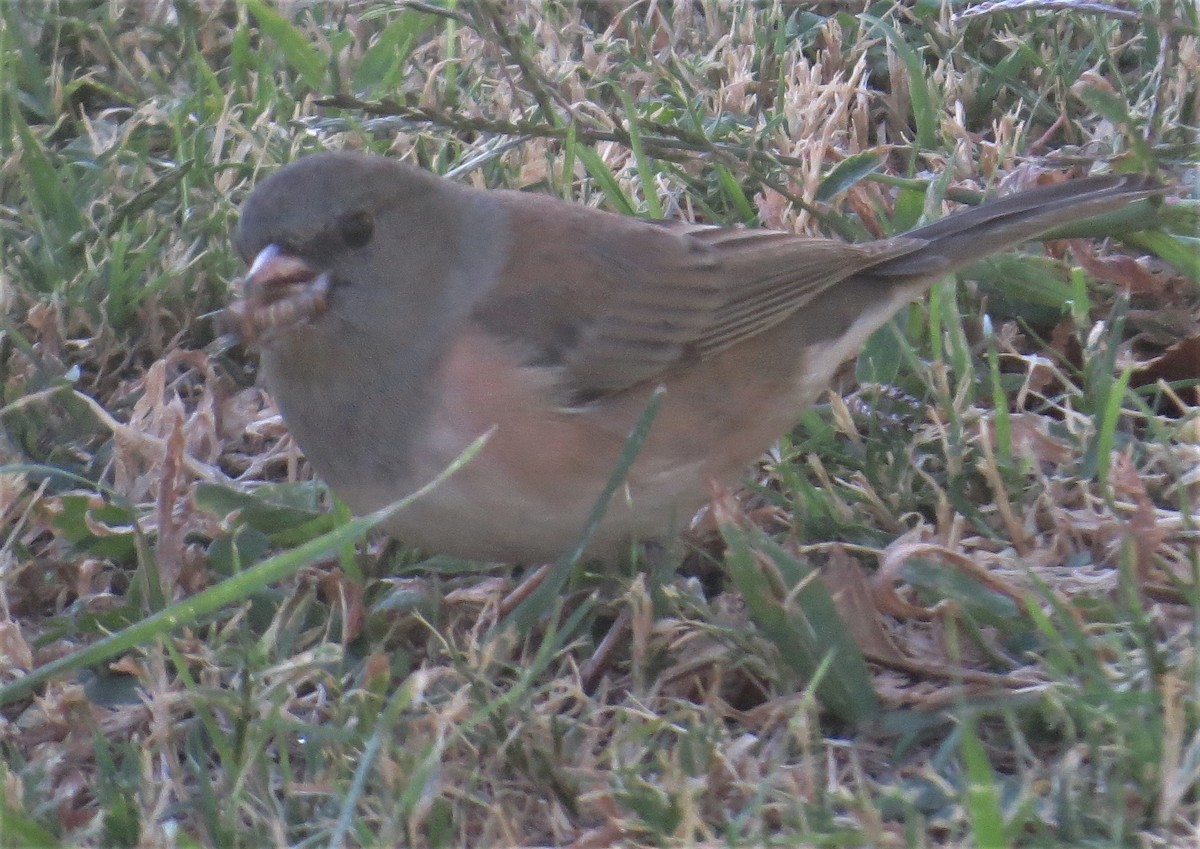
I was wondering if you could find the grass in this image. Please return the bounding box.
[1,0,1198,846]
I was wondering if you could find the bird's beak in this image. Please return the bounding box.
[231,244,330,343]
[246,244,319,293]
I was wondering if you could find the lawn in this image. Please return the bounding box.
[1,1,1198,846]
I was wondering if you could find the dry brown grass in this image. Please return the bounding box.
[1,1,1197,846]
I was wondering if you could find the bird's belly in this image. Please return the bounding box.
[279,324,812,564]
[349,331,705,562]
[351,327,809,562]
[339,423,708,564]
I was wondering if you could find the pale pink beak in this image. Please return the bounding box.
[233,244,330,342]
[246,244,320,294]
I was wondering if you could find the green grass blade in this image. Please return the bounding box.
[618,88,662,218]
[716,164,756,222]
[960,718,1007,847]
[352,12,431,94]
[816,150,884,202]
[863,15,940,150]
[1093,365,1135,490]
[722,524,880,725]
[573,138,636,216]
[1124,230,1200,283]
[504,387,663,632]
[0,805,61,849]
[242,0,327,90]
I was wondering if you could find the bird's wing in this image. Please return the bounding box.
[474,192,924,402]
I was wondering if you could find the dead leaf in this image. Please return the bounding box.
[1131,335,1200,401]
[875,533,1027,620]
[1107,452,1167,584]
[821,546,906,663]
[317,569,366,643]
[1007,413,1074,466]
[109,655,148,678]
[0,621,33,671]
[1070,239,1165,294]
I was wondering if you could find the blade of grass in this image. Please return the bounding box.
[716,164,756,223]
[863,15,940,151]
[1073,84,1155,170]
[10,101,87,249]
[618,88,662,218]
[0,805,60,849]
[503,387,663,632]
[816,150,884,203]
[558,121,578,200]
[241,0,327,90]
[1124,230,1200,283]
[352,11,431,94]
[573,138,637,216]
[985,340,1013,469]
[1093,365,1134,491]
[331,671,426,849]
[960,716,1007,847]
[721,523,880,725]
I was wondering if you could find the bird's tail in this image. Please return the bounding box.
[866,174,1164,281]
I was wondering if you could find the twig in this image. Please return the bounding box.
[954,0,1199,35]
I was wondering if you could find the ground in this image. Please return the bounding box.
[0,2,1198,847]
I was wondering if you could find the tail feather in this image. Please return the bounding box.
[867,174,1163,281]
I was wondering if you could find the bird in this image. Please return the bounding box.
[231,152,1160,564]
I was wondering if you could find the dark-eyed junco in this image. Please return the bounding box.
[231,153,1159,562]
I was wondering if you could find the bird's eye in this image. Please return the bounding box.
[339,210,374,248]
